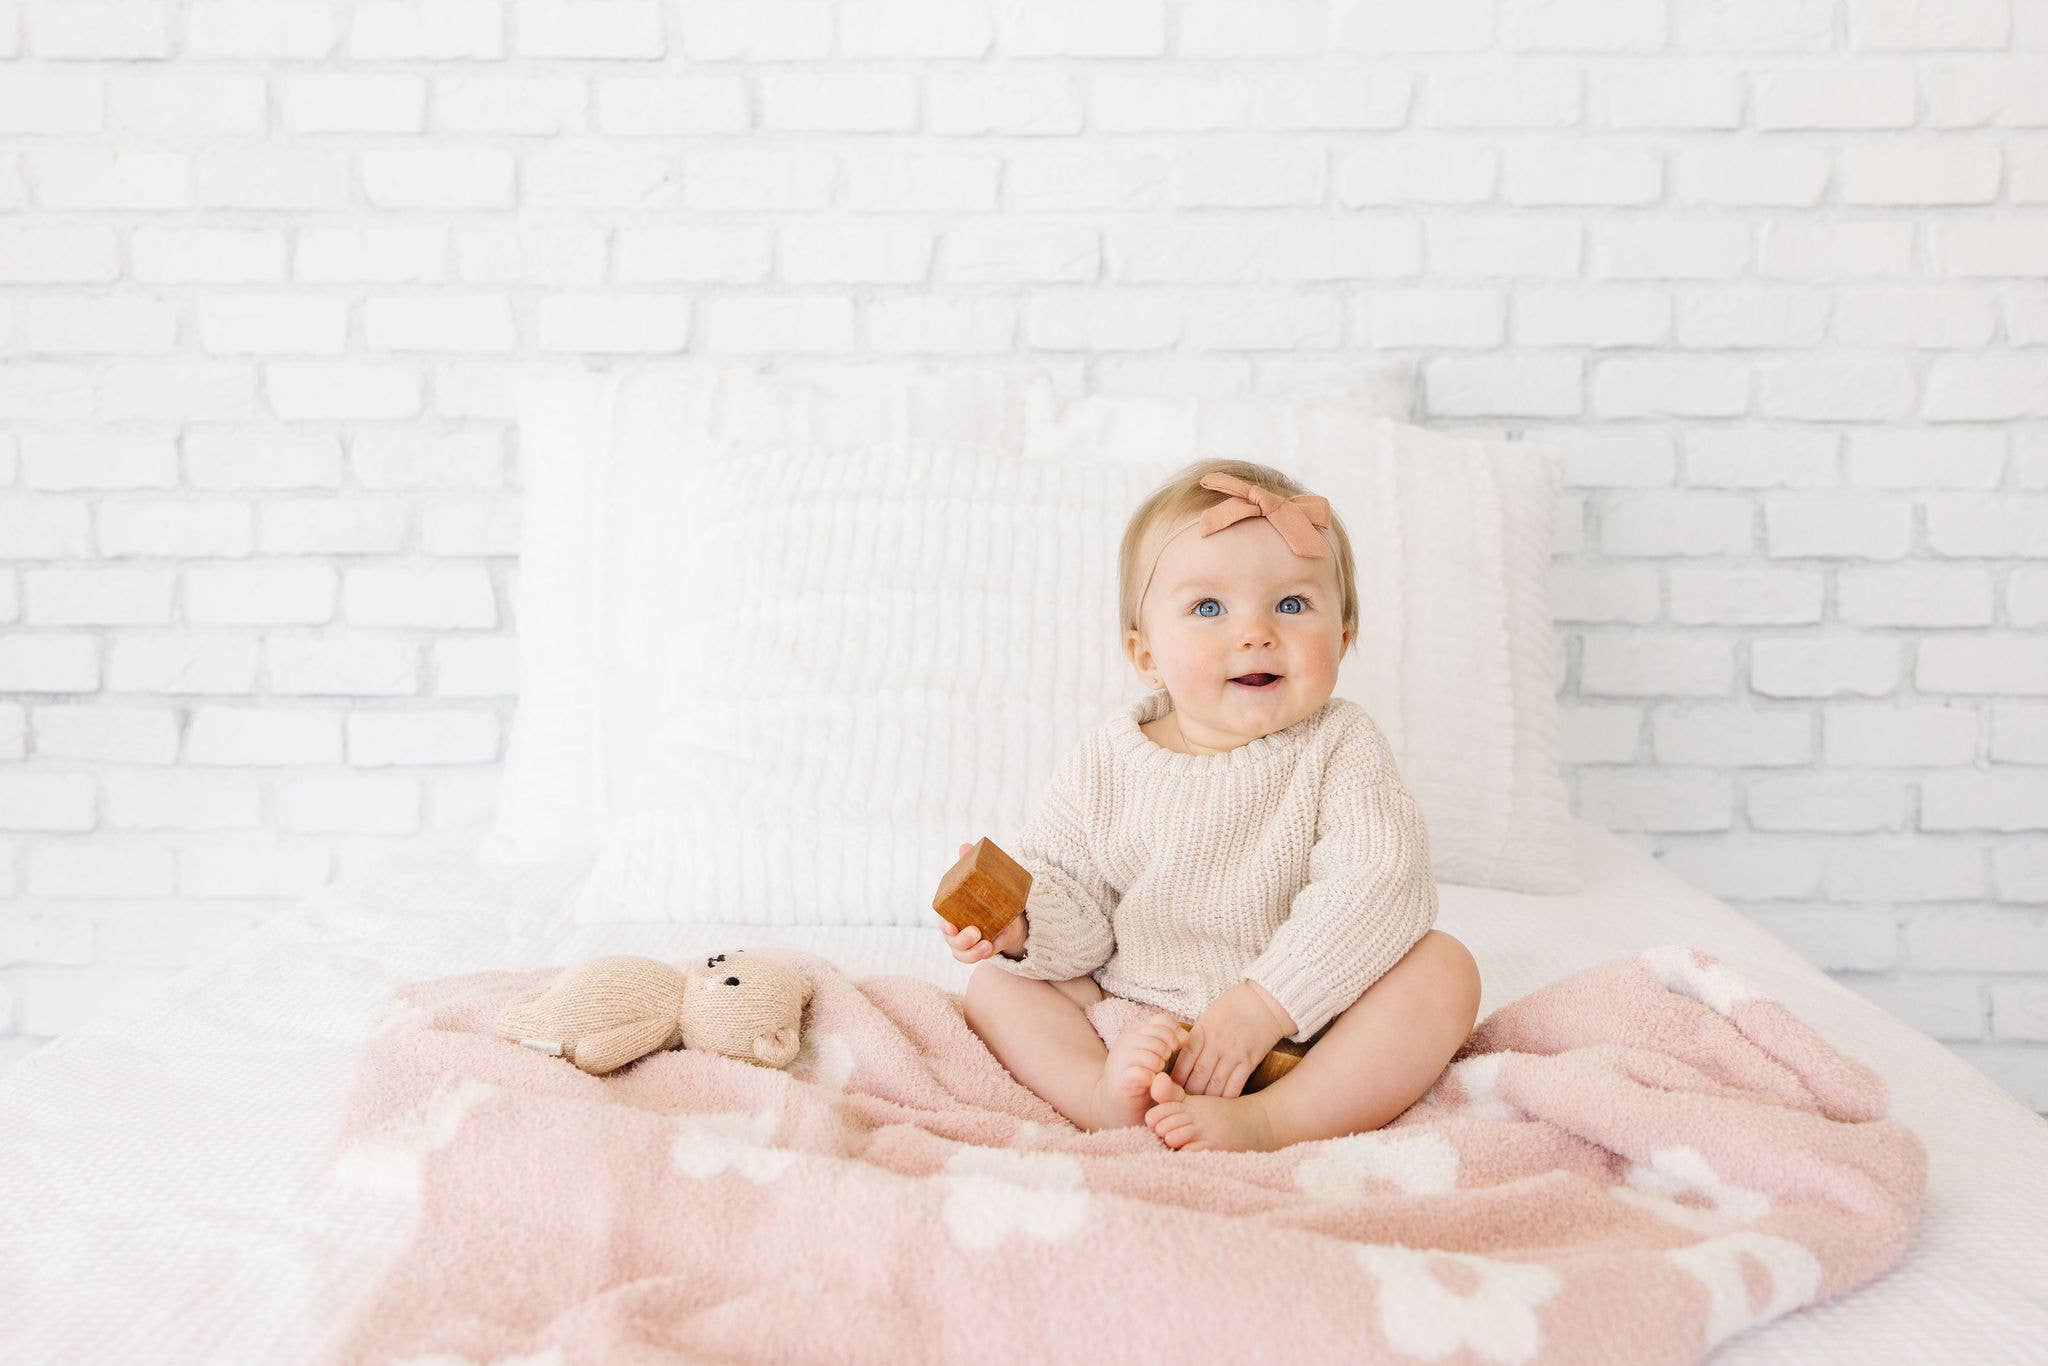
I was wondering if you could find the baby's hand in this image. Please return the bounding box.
[937,841,1028,964]
[1171,982,1291,1099]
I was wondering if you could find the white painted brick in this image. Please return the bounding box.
[0,909,95,966]
[1992,984,2048,1042]
[866,297,1018,354]
[187,707,342,766]
[1764,497,1913,559]
[267,631,419,697]
[927,71,1082,136]
[1760,222,1914,279]
[1771,360,1920,424]
[1419,63,1580,127]
[936,226,1096,285]
[179,841,330,898]
[1671,0,1834,51]
[196,295,348,356]
[0,224,118,286]
[280,73,424,134]
[0,496,90,557]
[1656,837,1825,899]
[998,1,1165,54]
[1653,704,1814,766]
[99,363,258,422]
[184,431,342,491]
[1835,287,1998,349]
[1006,149,1172,213]
[1245,70,1411,130]
[1602,492,1753,555]
[1748,772,1910,831]
[1672,143,1829,206]
[1504,0,1663,50]
[344,565,496,629]
[839,0,991,56]
[1185,293,1343,351]
[1920,57,2048,127]
[363,296,516,353]
[352,431,504,490]
[421,497,518,557]
[350,0,505,59]
[1575,769,1733,831]
[1503,144,1661,205]
[195,146,350,212]
[1848,0,2010,50]
[0,772,95,831]
[697,296,858,353]
[1413,217,1568,281]
[425,768,502,829]
[0,572,14,624]
[1558,704,1642,763]
[266,363,421,421]
[1095,355,1246,397]
[348,709,499,766]
[1926,495,2048,556]
[841,150,999,215]
[1670,567,1824,624]
[1841,142,2002,205]
[108,74,262,136]
[11,295,176,353]
[257,498,409,557]
[1755,67,1919,129]
[1677,286,1829,349]
[25,0,173,58]
[184,0,336,57]
[186,565,336,626]
[107,632,258,694]
[17,431,175,491]
[2013,569,2048,629]
[1905,910,2047,971]
[524,144,684,211]
[0,367,90,423]
[1332,0,1492,52]
[32,705,178,764]
[1918,637,2048,696]
[1990,703,2048,762]
[1826,702,1982,766]
[1589,66,1743,129]
[432,636,517,697]
[780,223,934,285]
[1354,289,1505,349]
[129,226,284,285]
[1023,292,1179,351]
[2020,432,2048,488]
[446,73,590,135]
[1424,356,1582,417]
[1846,975,1989,1041]
[25,843,176,898]
[1593,357,1748,417]
[1594,220,1749,279]
[1744,906,1899,972]
[1922,771,2048,832]
[1089,71,1247,132]
[1515,286,1668,347]
[1847,430,2005,489]
[1923,356,2048,420]
[0,635,97,692]
[759,72,916,132]
[1581,633,1735,696]
[296,225,445,285]
[1554,429,1676,488]
[97,501,253,559]
[1685,430,1838,487]
[362,148,514,210]
[105,771,258,831]
[532,295,689,354]
[0,705,20,761]
[674,0,830,60]
[1752,637,1903,698]
[1840,565,1995,628]
[1175,143,1327,208]
[22,568,174,626]
[1826,839,1982,901]
[613,225,768,285]
[1996,840,2048,902]
[0,72,103,133]
[278,773,421,834]
[512,0,662,57]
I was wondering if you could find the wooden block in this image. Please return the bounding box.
[932,836,1032,941]
[1165,1023,1311,1096]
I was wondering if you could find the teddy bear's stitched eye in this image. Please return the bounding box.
[723,976,740,986]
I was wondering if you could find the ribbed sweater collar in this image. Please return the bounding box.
[1106,687,1335,777]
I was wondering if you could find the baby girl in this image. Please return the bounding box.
[935,459,1482,1153]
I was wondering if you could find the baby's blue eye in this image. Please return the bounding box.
[1194,599,1221,617]
[1191,595,1311,617]
[1279,595,1307,614]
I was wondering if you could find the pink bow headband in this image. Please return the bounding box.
[1135,470,1333,614]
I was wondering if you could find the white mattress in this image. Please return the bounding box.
[2,819,2044,1363]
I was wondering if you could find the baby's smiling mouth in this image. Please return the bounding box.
[1230,672,1282,689]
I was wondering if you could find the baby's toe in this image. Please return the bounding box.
[1149,1070,1184,1105]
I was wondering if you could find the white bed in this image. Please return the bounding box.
[2,817,2043,1364]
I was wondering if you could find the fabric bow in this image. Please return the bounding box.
[1196,471,1332,559]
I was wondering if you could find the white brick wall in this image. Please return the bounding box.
[0,0,2043,1115]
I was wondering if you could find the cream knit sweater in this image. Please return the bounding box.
[999,687,1440,1044]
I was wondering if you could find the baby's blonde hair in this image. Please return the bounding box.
[1117,457,1360,645]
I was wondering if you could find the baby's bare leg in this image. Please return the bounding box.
[1145,930,1482,1152]
[963,967,1187,1132]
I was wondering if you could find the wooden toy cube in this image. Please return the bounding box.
[933,836,1032,942]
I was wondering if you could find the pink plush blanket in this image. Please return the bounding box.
[320,944,1925,1364]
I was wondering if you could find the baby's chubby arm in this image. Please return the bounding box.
[936,841,1029,964]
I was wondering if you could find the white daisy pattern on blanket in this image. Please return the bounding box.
[321,946,1926,1364]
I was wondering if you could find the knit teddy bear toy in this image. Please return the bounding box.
[493,949,813,1076]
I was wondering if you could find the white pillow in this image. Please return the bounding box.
[552,403,1577,929]
[487,363,1413,868]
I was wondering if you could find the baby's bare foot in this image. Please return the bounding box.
[1093,1014,1188,1131]
[1144,1071,1279,1152]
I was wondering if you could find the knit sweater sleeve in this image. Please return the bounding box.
[996,744,1116,984]
[1243,715,1439,1044]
